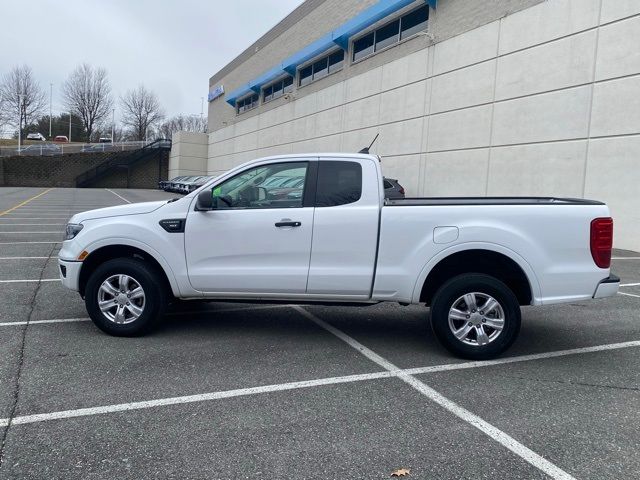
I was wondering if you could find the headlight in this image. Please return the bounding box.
[64,223,83,240]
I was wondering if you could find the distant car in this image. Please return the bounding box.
[146,139,171,149]
[384,177,405,199]
[267,176,306,199]
[176,176,202,194]
[98,137,112,143]
[182,176,213,193]
[26,133,46,141]
[81,144,117,153]
[53,135,69,143]
[163,176,189,192]
[20,143,61,156]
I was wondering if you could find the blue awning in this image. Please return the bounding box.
[225,0,435,106]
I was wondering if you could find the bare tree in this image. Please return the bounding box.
[158,114,207,139]
[0,65,47,138]
[120,85,164,141]
[0,91,6,132]
[62,63,113,141]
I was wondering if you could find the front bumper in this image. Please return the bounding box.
[58,259,82,292]
[593,274,620,299]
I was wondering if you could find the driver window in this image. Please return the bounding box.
[212,162,308,209]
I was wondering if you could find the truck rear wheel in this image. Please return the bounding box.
[85,258,166,336]
[429,274,521,360]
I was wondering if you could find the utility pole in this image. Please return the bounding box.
[200,97,204,124]
[49,83,53,139]
[111,108,115,143]
[17,93,25,154]
[68,112,72,142]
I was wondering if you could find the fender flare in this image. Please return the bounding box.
[410,241,542,305]
[82,237,182,297]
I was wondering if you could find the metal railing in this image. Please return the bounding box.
[75,139,172,187]
[0,141,148,157]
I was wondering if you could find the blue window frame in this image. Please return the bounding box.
[263,76,293,103]
[236,93,259,114]
[352,5,429,62]
[298,49,345,87]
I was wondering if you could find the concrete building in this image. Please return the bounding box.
[169,0,640,251]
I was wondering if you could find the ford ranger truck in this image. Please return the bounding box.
[58,153,619,359]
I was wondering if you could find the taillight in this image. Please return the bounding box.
[399,187,405,195]
[590,217,613,268]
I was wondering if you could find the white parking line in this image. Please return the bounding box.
[106,189,131,204]
[10,205,94,207]
[0,218,70,220]
[10,205,99,208]
[619,292,640,299]
[0,257,49,260]
[0,304,289,326]
[292,306,577,480]
[0,333,637,457]
[0,231,62,234]
[0,241,61,245]
[0,317,89,327]
[0,278,59,284]
[0,214,72,217]
[0,371,396,428]
[612,257,640,260]
[620,283,640,287]
[0,224,65,226]
[403,340,640,375]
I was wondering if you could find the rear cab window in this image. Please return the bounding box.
[315,161,362,207]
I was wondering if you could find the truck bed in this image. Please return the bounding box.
[385,197,605,206]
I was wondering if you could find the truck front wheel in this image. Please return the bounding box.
[430,274,521,360]
[85,258,166,336]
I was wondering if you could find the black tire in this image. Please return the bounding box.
[85,258,166,336]
[429,273,521,360]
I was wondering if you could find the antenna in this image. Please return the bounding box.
[358,133,379,154]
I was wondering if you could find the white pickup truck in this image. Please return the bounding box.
[59,153,619,359]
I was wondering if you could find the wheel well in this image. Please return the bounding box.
[78,245,173,298]
[420,250,532,306]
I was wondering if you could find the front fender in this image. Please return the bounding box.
[81,237,182,297]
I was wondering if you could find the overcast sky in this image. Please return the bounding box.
[0,0,303,123]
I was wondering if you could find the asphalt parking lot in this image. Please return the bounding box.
[0,187,638,480]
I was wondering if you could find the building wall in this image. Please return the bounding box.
[207,0,544,132]
[183,0,640,251]
[168,131,208,178]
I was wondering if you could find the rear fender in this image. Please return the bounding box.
[410,242,542,305]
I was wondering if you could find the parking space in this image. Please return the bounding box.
[0,186,639,479]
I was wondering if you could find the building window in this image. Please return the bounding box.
[352,5,428,62]
[328,50,344,73]
[299,65,313,87]
[236,93,259,114]
[263,76,293,103]
[353,33,374,62]
[376,19,400,51]
[400,6,428,40]
[298,49,345,87]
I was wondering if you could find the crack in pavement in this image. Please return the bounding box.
[0,242,58,470]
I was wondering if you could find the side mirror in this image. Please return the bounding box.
[195,189,213,211]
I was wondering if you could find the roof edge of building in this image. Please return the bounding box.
[209,0,327,87]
